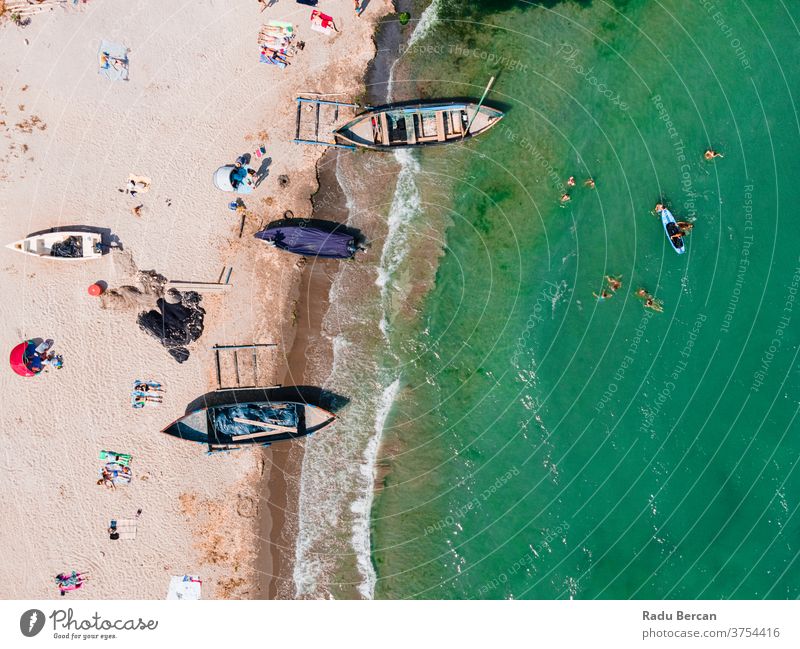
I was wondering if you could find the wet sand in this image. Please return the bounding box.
[255,147,351,598]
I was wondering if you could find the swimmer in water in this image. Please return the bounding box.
[644,296,664,312]
[567,176,576,187]
[704,149,723,160]
[606,275,622,291]
[635,288,663,312]
[584,178,595,188]
[560,193,571,203]
[593,289,613,301]
[677,221,694,234]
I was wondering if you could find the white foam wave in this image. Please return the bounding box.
[375,149,423,339]
[352,377,401,599]
[292,3,440,597]
[292,334,352,598]
[387,0,442,102]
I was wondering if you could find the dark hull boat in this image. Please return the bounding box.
[254,223,358,259]
[334,101,504,150]
[161,400,336,452]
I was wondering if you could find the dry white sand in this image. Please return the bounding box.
[0,0,387,599]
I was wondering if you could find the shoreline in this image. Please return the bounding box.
[265,3,425,598]
[252,14,394,598]
[255,146,356,599]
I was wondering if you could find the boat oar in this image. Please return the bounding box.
[462,76,496,140]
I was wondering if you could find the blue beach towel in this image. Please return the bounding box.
[98,40,129,81]
[259,52,288,68]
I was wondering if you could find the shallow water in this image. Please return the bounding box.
[369,0,800,599]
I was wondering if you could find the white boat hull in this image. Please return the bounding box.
[5,231,102,260]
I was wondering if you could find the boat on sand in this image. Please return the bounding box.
[161,400,336,452]
[6,231,102,260]
[254,222,360,259]
[334,100,504,150]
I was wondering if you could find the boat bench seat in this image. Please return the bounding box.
[436,111,447,142]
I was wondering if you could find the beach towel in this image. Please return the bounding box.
[310,10,336,35]
[112,518,137,540]
[98,40,129,81]
[166,575,202,600]
[267,20,295,35]
[101,463,132,485]
[131,379,163,408]
[99,450,132,467]
[260,50,288,68]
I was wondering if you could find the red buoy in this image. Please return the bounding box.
[88,283,103,297]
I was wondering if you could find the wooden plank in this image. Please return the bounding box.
[228,428,297,441]
[165,281,230,292]
[449,111,463,135]
[214,348,222,389]
[379,112,390,145]
[295,100,302,139]
[232,417,297,434]
[436,111,447,142]
[407,113,417,145]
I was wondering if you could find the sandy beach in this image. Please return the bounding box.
[0,0,388,599]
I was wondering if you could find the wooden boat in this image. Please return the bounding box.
[6,231,102,260]
[161,400,336,452]
[334,101,505,150]
[659,208,685,255]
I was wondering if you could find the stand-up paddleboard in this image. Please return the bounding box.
[660,208,685,254]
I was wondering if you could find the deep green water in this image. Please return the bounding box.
[372,0,800,598]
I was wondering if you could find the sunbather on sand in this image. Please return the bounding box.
[100,52,126,71]
[135,382,164,393]
[56,571,88,595]
[105,462,131,476]
[133,394,162,405]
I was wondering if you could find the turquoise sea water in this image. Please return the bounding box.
[371,0,800,598]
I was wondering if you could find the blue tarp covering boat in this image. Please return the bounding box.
[254,223,357,259]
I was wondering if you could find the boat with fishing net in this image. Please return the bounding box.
[5,230,102,260]
[161,400,336,452]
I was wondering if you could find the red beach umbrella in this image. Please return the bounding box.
[9,340,39,377]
